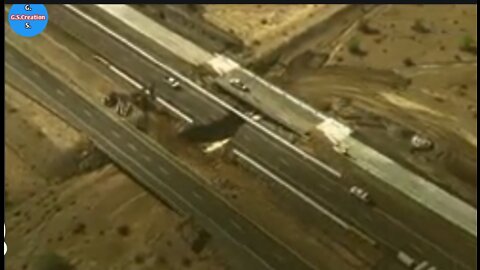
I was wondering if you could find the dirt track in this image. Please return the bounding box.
[269,4,477,206]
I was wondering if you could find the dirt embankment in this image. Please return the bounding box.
[252,5,376,74]
[270,4,477,205]
[6,164,227,270]
[133,4,245,57]
[6,18,229,270]
[5,84,89,182]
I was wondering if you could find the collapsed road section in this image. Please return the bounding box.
[45,4,476,270]
[6,42,316,270]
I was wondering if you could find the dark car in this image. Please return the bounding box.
[102,92,119,108]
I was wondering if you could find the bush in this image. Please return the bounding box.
[460,34,477,55]
[403,57,416,67]
[358,20,380,35]
[348,37,367,56]
[411,19,430,34]
[32,251,73,270]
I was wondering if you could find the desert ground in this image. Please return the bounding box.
[5,4,476,270]
[269,4,477,206]
[6,7,376,269]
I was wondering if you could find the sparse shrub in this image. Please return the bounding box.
[134,254,145,264]
[403,57,416,67]
[358,20,380,35]
[32,251,73,270]
[459,34,477,55]
[348,37,367,56]
[72,222,86,235]
[157,255,167,265]
[117,224,131,237]
[182,257,192,267]
[411,19,431,34]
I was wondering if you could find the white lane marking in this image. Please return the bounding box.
[192,191,203,201]
[106,60,143,90]
[83,109,93,118]
[158,165,170,177]
[43,33,83,62]
[410,244,423,254]
[92,55,143,89]
[94,53,194,124]
[273,252,286,263]
[278,157,290,167]
[63,6,196,125]
[31,70,42,79]
[141,154,152,163]
[7,64,298,270]
[111,129,122,139]
[233,149,350,230]
[154,96,194,124]
[55,88,66,97]
[230,219,244,233]
[93,54,109,65]
[376,208,469,269]
[64,4,339,179]
[127,143,138,152]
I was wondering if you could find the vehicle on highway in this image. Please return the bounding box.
[397,251,416,268]
[333,143,350,157]
[349,186,372,204]
[102,92,119,108]
[245,111,262,121]
[143,82,156,97]
[165,76,181,89]
[410,134,434,151]
[413,261,437,270]
[229,78,250,93]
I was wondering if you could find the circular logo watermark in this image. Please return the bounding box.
[8,4,49,38]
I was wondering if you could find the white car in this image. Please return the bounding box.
[165,76,181,89]
[229,78,250,93]
[411,134,433,151]
[349,186,372,204]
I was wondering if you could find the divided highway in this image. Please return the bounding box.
[5,43,316,270]
[233,125,475,270]
[47,5,229,126]
[44,5,476,270]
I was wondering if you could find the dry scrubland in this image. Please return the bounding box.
[273,4,477,205]
[5,4,477,270]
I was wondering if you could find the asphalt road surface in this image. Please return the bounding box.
[5,42,318,270]
[233,124,475,270]
[48,5,229,126]
[42,5,476,270]
[215,69,322,134]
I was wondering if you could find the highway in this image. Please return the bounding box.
[215,68,322,134]
[232,125,476,270]
[75,4,478,251]
[47,5,229,126]
[5,43,317,270]
[43,5,476,270]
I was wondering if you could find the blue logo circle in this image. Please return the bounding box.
[8,4,49,38]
